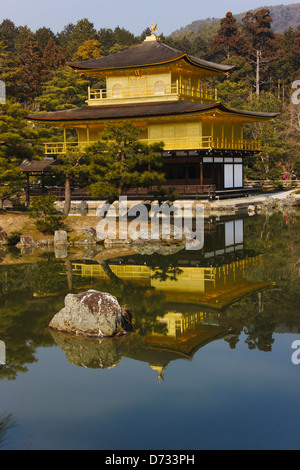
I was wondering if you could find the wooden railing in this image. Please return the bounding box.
[88,83,218,103]
[44,136,260,155]
[27,184,216,200]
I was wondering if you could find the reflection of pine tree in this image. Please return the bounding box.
[0,412,16,449]
[221,213,300,351]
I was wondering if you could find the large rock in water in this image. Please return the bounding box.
[49,290,133,337]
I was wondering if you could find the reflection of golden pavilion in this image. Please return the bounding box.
[71,254,273,380]
[72,254,269,309]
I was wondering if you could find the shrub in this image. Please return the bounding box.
[28,196,66,234]
[6,231,21,245]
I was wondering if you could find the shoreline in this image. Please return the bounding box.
[0,189,299,240]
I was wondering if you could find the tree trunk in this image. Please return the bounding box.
[256,49,261,95]
[64,175,71,215]
[65,259,73,292]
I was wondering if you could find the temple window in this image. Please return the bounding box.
[112,84,122,98]
[154,80,166,95]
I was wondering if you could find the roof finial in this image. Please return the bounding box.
[151,23,158,34]
[144,23,159,41]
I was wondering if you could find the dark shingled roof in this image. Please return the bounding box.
[20,158,56,172]
[26,100,279,123]
[67,38,234,73]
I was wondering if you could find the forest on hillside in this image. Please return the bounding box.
[0,7,300,203]
[173,2,300,36]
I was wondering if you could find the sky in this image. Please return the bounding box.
[0,0,299,36]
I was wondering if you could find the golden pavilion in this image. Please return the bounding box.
[27,25,279,198]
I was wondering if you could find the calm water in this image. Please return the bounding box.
[1,210,300,450]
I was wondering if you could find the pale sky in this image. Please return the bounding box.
[0,0,299,36]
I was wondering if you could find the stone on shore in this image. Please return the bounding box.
[54,230,68,245]
[82,226,97,239]
[18,235,36,247]
[0,227,7,246]
[49,290,133,337]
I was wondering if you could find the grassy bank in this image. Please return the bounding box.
[0,211,100,242]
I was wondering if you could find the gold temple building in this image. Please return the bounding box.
[27,26,279,198]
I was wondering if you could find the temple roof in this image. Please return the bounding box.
[20,158,56,172]
[67,37,234,74]
[27,100,279,123]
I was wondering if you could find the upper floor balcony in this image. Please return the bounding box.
[87,82,218,106]
[44,136,261,155]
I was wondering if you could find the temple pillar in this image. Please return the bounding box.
[200,162,203,186]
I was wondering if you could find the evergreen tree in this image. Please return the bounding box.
[243,92,286,179]
[98,28,115,55]
[37,67,90,111]
[42,37,65,78]
[269,28,296,97]
[85,123,165,201]
[0,19,18,53]
[242,9,276,95]
[0,41,21,101]
[0,101,51,208]
[14,26,33,54]
[211,12,245,60]
[35,27,55,53]
[113,26,136,47]
[291,25,300,74]
[0,101,49,162]
[50,148,89,215]
[66,19,99,58]
[18,34,45,103]
[56,23,75,59]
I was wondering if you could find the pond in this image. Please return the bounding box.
[0,209,300,450]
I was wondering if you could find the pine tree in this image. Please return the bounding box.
[35,27,55,53]
[242,9,276,95]
[0,19,18,53]
[66,19,99,59]
[18,34,46,103]
[0,101,52,208]
[98,28,115,55]
[42,37,65,78]
[85,123,165,202]
[51,147,88,215]
[37,67,90,111]
[291,25,300,74]
[211,12,245,60]
[269,28,296,98]
[0,41,21,101]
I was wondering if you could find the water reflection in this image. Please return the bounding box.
[1,212,300,381]
[0,412,16,449]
